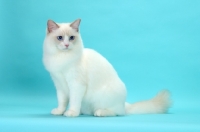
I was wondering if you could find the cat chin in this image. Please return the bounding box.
[57,47,70,51]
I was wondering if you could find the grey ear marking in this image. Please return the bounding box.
[47,20,59,33]
[70,19,81,32]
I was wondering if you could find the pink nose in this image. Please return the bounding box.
[65,44,69,47]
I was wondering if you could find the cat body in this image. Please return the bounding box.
[43,19,171,117]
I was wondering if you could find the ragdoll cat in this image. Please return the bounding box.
[43,19,171,117]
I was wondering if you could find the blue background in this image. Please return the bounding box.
[0,0,200,131]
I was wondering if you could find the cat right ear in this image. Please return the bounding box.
[47,20,59,33]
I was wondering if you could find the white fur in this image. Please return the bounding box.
[43,19,171,117]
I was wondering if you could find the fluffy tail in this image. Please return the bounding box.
[125,90,171,114]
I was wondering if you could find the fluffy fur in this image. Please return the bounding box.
[43,19,171,117]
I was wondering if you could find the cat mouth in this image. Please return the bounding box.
[57,46,70,51]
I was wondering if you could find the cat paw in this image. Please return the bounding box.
[94,109,105,117]
[51,108,65,115]
[64,110,79,117]
[94,109,115,117]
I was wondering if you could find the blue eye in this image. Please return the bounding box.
[69,36,75,41]
[57,36,63,41]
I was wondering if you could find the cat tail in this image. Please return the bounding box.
[125,90,172,114]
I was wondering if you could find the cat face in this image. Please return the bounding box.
[46,19,81,51]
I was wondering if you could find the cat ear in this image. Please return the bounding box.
[70,19,81,32]
[47,20,59,33]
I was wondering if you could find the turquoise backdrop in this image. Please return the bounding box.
[0,0,200,131]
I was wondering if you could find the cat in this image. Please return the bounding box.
[43,19,171,117]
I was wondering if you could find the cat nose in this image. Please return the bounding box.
[65,44,69,47]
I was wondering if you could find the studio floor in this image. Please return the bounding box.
[1,92,200,132]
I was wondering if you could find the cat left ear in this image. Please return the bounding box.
[70,19,81,32]
[47,20,59,33]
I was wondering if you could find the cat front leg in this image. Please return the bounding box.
[51,74,69,115]
[51,89,68,115]
[64,83,86,117]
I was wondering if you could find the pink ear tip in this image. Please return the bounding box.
[47,19,53,24]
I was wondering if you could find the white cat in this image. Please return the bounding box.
[43,19,171,117]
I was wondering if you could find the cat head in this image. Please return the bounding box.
[45,19,82,52]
